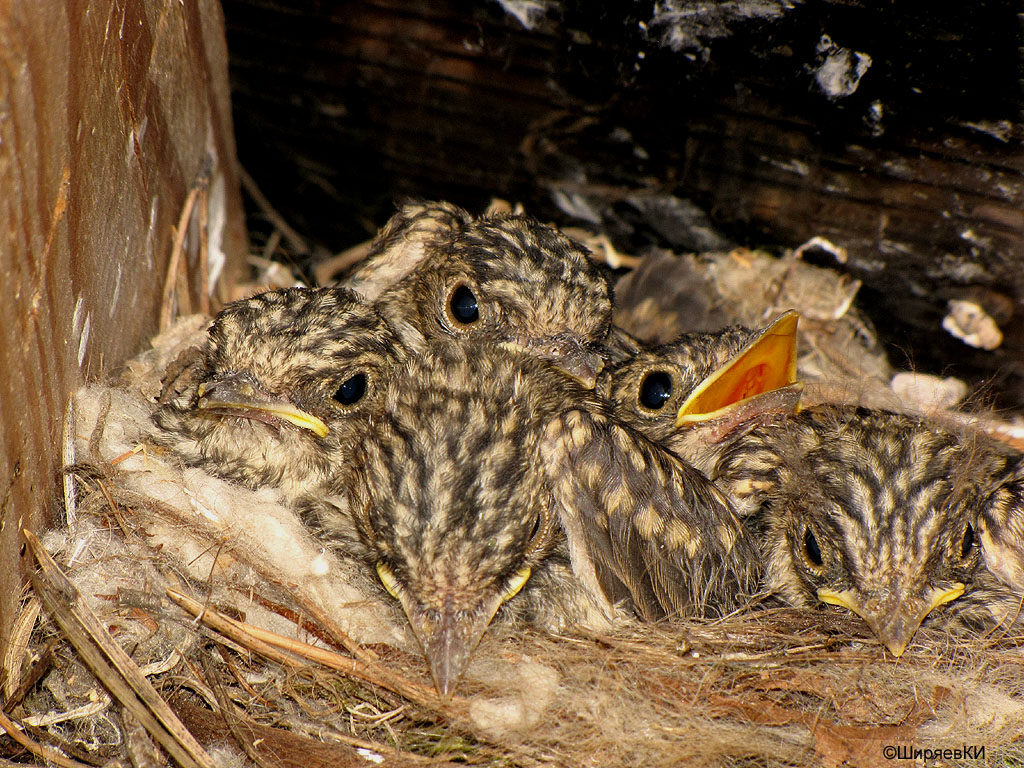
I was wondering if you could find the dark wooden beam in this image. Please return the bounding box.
[221,0,1024,406]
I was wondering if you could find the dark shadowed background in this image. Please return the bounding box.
[221,0,1024,408]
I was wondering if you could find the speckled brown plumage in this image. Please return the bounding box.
[301,340,759,696]
[152,286,405,498]
[715,404,1024,654]
[602,315,1024,653]
[601,325,756,466]
[978,462,1024,595]
[345,201,615,386]
[152,287,758,697]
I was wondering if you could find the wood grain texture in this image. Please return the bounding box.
[0,0,247,656]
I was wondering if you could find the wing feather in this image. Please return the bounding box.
[542,409,759,620]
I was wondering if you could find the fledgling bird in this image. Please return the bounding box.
[301,340,760,697]
[152,287,757,697]
[601,312,1024,652]
[343,201,616,386]
[715,405,1024,655]
[599,311,803,474]
[152,286,405,499]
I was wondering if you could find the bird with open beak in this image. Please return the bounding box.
[154,287,757,698]
[600,310,1024,653]
[599,310,804,475]
[343,201,614,388]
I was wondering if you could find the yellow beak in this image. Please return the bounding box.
[676,310,800,426]
[817,583,965,657]
[197,375,329,437]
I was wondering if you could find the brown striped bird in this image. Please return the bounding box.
[344,201,619,387]
[301,339,759,696]
[716,405,1024,654]
[153,287,758,698]
[152,286,406,499]
[599,311,803,475]
[601,310,1024,653]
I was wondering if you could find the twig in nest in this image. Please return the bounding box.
[3,638,57,712]
[166,588,447,711]
[3,593,41,702]
[62,396,78,527]
[161,165,213,331]
[161,186,200,330]
[215,646,273,706]
[197,177,211,316]
[0,708,93,768]
[238,165,309,257]
[199,652,275,768]
[311,240,373,286]
[23,529,216,768]
[277,590,380,663]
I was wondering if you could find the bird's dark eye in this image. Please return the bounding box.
[639,371,673,410]
[803,527,823,567]
[333,373,366,405]
[449,285,479,325]
[960,523,975,559]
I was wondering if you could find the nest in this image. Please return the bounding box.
[4,230,1024,768]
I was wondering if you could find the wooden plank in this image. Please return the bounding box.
[0,0,248,658]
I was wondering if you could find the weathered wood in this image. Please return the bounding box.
[0,0,247,656]
[222,0,1023,406]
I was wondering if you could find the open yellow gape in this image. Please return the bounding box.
[675,310,801,427]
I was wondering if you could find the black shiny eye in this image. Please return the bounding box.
[449,285,479,324]
[803,527,823,567]
[960,523,975,559]
[333,373,366,405]
[639,371,673,410]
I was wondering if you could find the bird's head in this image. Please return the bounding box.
[154,287,404,496]
[374,206,613,388]
[600,312,802,464]
[349,345,569,698]
[740,408,1003,656]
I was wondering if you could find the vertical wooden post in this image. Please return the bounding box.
[0,0,248,657]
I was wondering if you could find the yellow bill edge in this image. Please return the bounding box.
[676,310,800,427]
[199,398,329,438]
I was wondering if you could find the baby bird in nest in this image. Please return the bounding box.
[153,287,756,697]
[343,201,619,387]
[716,406,1024,655]
[601,312,1024,653]
[599,311,804,474]
[977,461,1024,597]
[152,286,405,498]
[302,339,759,697]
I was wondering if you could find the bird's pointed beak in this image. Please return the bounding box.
[817,583,965,657]
[197,372,329,437]
[675,310,801,427]
[405,596,504,700]
[501,337,605,389]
